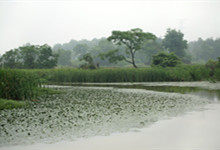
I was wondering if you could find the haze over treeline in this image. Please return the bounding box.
[0,28,219,69]
[52,33,220,67]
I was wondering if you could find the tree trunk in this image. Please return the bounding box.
[131,51,137,68]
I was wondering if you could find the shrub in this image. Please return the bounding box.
[152,52,180,67]
[0,69,40,100]
[79,53,97,69]
[0,99,26,110]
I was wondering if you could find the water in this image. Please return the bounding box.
[0,82,220,150]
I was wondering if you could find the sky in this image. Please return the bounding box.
[0,0,220,54]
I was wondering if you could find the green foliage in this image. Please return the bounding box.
[215,68,220,81]
[162,29,188,58]
[99,49,125,64]
[188,38,220,63]
[20,45,38,69]
[205,58,220,80]
[137,38,164,65]
[73,44,90,58]
[36,45,58,69]
[205,59,218,76]
[33,65,209,83]
[0,69,40,100]
[0,44,58,69]
[152,52,180,67]
[0,99,26,110]
[54,49,72,66]
[107,28,156,68]
[0,49,22,68]
[79,53,97,69]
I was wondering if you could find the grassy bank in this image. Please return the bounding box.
[32,65,210,83]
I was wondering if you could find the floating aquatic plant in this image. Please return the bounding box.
[0,86,210,146]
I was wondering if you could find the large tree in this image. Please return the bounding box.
[106,28,156,68]
[36,44,58,69]
[162,29,188,58]
[20,45,38,69]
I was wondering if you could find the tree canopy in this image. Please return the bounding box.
[106,28,156,68]
[0,44,58,69]
[162,29,188,58]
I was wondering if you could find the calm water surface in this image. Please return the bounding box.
[1,82,220,150]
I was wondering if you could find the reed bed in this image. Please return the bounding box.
[0,69,40,100]
[32,65,210,83]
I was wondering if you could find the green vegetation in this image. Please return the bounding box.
[152,52,180,67]
[105,28,156,68]
[206,57,220,80]
[0,69,40,100]
[0,28,219,109]
[162,29,188,58]
[31,65,210,83]
[0,44,58,69]
[0,28,219,69]
[0,86,211,145]
[0,98,26,110]
[79,53,97,69]
[189,38,220,63]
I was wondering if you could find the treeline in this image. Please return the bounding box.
[0,28,220,69]
[0,44,58,69]
[53,29,220,68]
[188,38,220,63]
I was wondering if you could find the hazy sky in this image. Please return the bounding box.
[0,0,220,54]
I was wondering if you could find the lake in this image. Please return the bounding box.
[0,82,220,150]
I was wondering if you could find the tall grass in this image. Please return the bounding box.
[215,68,220,81]
[0,69,40,100]
[32,65,210,83]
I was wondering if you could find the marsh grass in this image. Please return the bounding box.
[32,65,210,83]
[0,69,40,100]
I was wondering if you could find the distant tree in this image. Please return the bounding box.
[0,49,22,68]
[20,45,38,69]
[0,44,58,69]
[55,49,72,66]
[137,38,164,65]
[106,28,156,68]
[152,52,180,67]
[73,44,90,59]
[79,53,96,69]
[36,44,58,69]
[162,29,188,58]
[188,38,220,63]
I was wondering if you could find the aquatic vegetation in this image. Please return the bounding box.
[0,86,210,146]
[0,99,26,110]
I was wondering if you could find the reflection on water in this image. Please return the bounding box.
[132,85,220,102]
